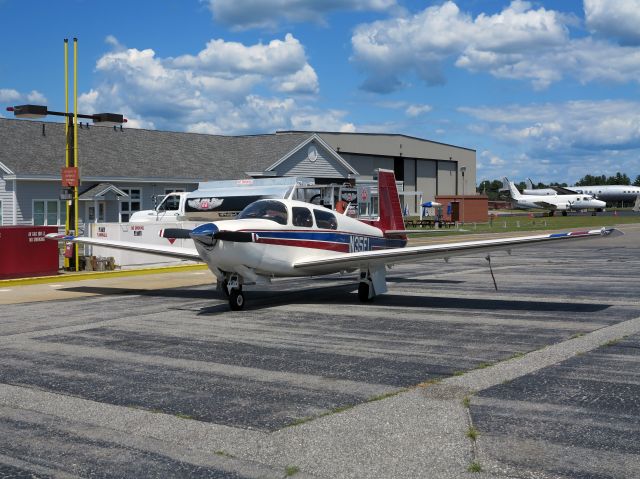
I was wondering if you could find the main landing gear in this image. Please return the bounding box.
[358,266,387,303]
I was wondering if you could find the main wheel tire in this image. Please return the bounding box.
[358,282,371,302]
[229,289,245,310]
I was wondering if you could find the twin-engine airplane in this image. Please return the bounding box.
[503,178,606,216]
[47,170,621,310]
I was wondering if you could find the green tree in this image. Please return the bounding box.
[633,175,640,187]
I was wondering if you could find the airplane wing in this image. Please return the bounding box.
[293,228,621,273]
[550,185,578,195]
[45,234,202,261]
[533,201,559,210]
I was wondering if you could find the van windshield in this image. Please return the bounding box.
[237,200,288,225]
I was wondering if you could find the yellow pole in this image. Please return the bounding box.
[73,38,79,271]
[64,38,70,269]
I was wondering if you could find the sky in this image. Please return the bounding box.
[1,0,639,185]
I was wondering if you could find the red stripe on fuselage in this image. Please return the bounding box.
[255,237,350,252]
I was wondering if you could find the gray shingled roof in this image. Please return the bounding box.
[0,118,311,180]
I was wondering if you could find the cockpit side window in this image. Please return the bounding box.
[313,209,337,230]
[237,200,288,225]
[292,207,313,227]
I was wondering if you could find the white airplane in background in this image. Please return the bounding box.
[523,179,556,196]
[503,178,606,216]
[47,170,621,310]
[524,178,640,203]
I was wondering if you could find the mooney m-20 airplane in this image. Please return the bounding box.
[47,170,621,310]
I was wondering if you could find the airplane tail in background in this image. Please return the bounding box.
[499,177,510,192]
[505,178,522,200]
[526,178,534,190]
[372,169,405,233]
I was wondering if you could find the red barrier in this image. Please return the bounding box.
[0,226,59,279]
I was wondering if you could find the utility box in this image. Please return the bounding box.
[0,226,59,279]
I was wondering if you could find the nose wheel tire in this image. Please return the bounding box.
[229,289,245,310]
[358,282,371,302]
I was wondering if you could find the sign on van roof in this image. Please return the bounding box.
[191,176,315,201]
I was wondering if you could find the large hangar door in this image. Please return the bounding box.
[417,160,437,203]
[437,161,457,195]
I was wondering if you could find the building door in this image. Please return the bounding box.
[87,202,106,223]
[450,202,460,222]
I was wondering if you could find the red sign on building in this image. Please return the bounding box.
[61,167,79,187]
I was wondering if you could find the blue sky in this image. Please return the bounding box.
[1,0,639,185]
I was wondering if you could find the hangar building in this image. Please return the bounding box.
[0,118,476,226]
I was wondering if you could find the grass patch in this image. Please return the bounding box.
[570,332,586,339]
[285,465,300,476]
[453,370,466,376]
[466,426,479,441]
[406,212,640,238]
[603,339,620,347]
[475,362,493,370]
[509,352,525,360]
[175,412,194,420]
[367,389,405,403]
[468,461,482,473]
[462,396,471,408]
[417,377,443,388]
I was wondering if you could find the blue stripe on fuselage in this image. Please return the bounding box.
[249,230,406,251]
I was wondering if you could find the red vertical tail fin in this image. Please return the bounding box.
[373,169,405,232]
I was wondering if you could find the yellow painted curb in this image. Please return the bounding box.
[0,263,209,287]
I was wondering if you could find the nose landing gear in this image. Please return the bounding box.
[219,273,245,310]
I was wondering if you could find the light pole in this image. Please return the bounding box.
[460,166,466,225]
[6,38,125,270]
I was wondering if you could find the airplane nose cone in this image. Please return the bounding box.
[190,223,218,246]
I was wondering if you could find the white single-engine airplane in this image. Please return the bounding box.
[47,170,621,310]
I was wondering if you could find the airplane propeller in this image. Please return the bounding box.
[159,228,192,239]
[160,223,254,246]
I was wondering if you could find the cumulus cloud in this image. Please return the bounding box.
[584,0,640,45]
[207,0,396,30]
[460,100,640,153]
[352,0,640,91]
[82,35,349,134]
[405,104,432,117]
[0,88,47,105]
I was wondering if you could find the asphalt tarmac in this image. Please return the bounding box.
[0,225,638,478]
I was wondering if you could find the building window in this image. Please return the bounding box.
[165,188,185,194]
[33,200,64,226]
[119,188,142,222]
[0,200,2,226]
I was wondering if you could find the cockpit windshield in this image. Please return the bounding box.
[237,200,288,225]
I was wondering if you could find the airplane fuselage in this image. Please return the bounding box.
[192,199,407,280]
[514,194,606,211]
